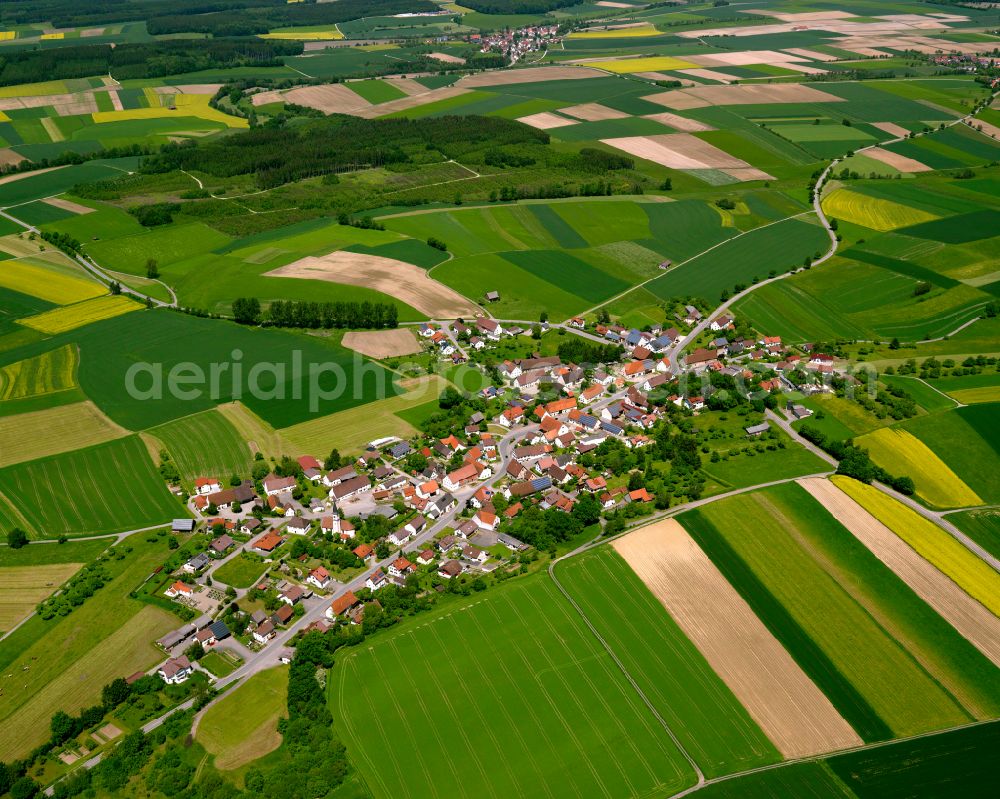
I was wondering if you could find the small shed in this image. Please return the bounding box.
[485,290,500,302]
[172,519,195,533]
[745,422,771,438]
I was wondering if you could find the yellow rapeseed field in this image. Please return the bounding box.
[39,32,65,40]
[0,343,77,400]
[857,427,982,508]
[822,188,937,232]
[92,94,248,128]
[18,296,141,334]
[0,80,69,98]
[832,476,1000,616]
[0,260,105,304]
[588,56,697,73]
[0,31,16,41]
[260,26,345,40]
[569,25,663,39]
[947,386,1000,405]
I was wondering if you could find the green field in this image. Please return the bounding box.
[0,435,185,537]
[949,509,1000,560]
[0,310,400,430]
[0,342,76,401]
[148,409,254,485]
[332,574,697,799]
[648,218,830,304]
[213,553,268,588]
[680,483,975,741]
[899,405,1000,503]
[557,547,779,777]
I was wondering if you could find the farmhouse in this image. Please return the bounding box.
[263,474,296,496]
[194,477,222,495]
[158,656,193,685]
[329,475,371,502]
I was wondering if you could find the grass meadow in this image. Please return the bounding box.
[332,574,697,799]
[949,509,1000,560]
[199,666,288,770]
[681,483,974,741]
[0,535,175,761]
[0,435,185,537]
[212,553,268,589]
[0,401,128,468]
[0,563,83,632]
[557,547,780,777]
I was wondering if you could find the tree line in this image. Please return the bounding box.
[233,297,399,329]
[1,0,436,37]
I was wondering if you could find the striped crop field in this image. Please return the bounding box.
[557,545,782,776]
[18,295,141,334]
[332,573,698,799]
[679,483,976,741]
[855,427,982,509]
[822,188,937,232]
[0,435,185,537]
[147,409,254,484]
[0,343,76,400]
[831,477,1000,617]
[0,260,105,305]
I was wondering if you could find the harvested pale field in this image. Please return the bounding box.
[0,401,129,468]
[971,119,1000,140]
[677,68,738,84]
[872,121,910,138]
[107,89,123,111]
[783,47,839,62]
[0,148,26,166]
[753,9,853,22]
[799,478,1000,668]
[601,133,773,179]
[863,146,932,173]
[42,197,94,215]
[517,111,577,130]
[781,63,829,75]
[843,46,892,58]
[689,50,806,67]
[265,251,479,318]
[265,83,371,114]
[217,402,294,457]
[384,77,426,96]
[596,1,634,7]
[342,328,422,359]
[457,66,604,87]
[40,117,64,142]
[722,167,774,181]
[0,92,96,115]
[0,563,82,631]
[642,112,714,132]
[356,86,471,118]
[428,52,465,64]
[643,91,710,111]
[635,72,697,86]
[613,519,861,758]
[561,103,629,122]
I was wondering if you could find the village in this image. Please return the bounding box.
[136,304,848,698]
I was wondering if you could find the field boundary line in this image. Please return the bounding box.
[548,555,706,787]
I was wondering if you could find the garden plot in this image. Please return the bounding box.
[265,251,479,318]
[613,519,862,758]
[801,477,1000,667]
[601,133,773,181]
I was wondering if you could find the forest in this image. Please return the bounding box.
[0,40,303,86]
[139,115,551,188]
[0,0,437,36]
